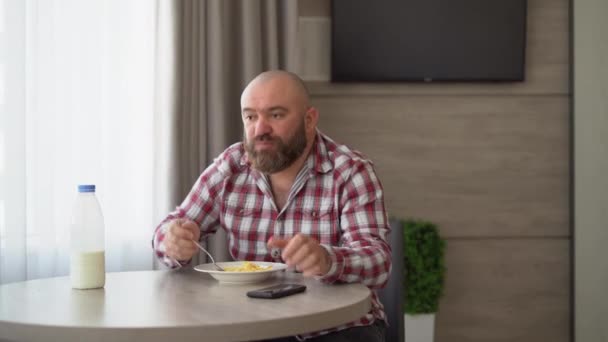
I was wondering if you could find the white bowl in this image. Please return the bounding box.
[194,261,288,284]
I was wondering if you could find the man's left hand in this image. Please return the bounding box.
[267,234,331,277]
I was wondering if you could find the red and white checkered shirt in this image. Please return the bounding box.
[152,130,392,340]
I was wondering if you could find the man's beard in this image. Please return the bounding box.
[244,120,308,174]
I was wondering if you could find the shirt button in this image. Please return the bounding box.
[311,211,318,218]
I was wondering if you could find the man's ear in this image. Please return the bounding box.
[305,106,319,132]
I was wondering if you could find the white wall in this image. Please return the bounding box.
[574,0,608,341]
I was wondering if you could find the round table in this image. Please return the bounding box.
[0,269,371,341]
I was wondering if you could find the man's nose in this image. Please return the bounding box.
[254,116,272,136]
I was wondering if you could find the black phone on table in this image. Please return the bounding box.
[246,283,307,299]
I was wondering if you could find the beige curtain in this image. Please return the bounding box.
[155,0,298,264]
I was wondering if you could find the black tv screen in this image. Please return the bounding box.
[331,0,527,82]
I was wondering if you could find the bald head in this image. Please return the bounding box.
[241,70,310,110]
[240,70,320,174]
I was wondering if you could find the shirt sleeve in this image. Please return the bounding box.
[318,161,392,289]
[151,152,230,268]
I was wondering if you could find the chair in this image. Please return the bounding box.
[377,218,405,342]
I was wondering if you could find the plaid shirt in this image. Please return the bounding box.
[152,130,392,340]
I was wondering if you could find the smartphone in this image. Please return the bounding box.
[246,283,307,299]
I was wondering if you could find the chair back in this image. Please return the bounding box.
[377,218,405,342]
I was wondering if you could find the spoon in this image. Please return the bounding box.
[192,240,225,271]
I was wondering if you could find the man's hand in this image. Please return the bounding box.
[267,234,331,277]
[164,219,201,261]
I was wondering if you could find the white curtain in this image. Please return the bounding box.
[0,0,174,284]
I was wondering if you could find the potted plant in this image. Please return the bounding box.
[403,219,446,342]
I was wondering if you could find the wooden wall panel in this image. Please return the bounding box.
[314,96,570,238]
[436,239,570,342]
[301,0,571,340]
[303,0,569,95]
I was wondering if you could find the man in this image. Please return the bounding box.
[152,70,391,341]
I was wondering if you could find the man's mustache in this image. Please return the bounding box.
[254,134,278,142]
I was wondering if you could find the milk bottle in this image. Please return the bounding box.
[70,184,105,289]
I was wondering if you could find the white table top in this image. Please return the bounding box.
[0,269,371,342]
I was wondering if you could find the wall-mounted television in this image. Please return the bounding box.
[331,0,527,82]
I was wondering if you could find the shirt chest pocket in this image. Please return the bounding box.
[289,200,338,245]
[222,196,269,233]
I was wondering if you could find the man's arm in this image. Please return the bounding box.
[319,161,392,289]
[151,153,230,268]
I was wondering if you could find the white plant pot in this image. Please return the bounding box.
[404,313,435,342]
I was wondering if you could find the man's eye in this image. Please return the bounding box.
[244,115,254,121]
[272,113,283,119]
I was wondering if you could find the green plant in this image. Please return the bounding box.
[403,219,446,314]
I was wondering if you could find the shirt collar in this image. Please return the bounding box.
[308,129,333,174]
